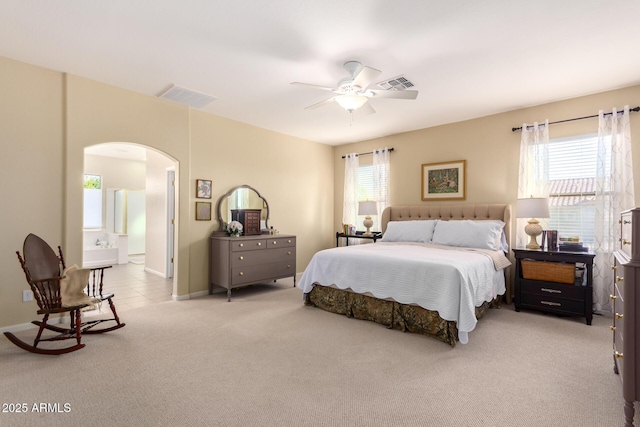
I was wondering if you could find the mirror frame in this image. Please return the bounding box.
[216,184,270,232]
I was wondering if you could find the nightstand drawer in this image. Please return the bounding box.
[521,280,586,301]
[519,292,585,314]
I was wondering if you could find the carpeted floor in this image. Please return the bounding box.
[0,278,628,426]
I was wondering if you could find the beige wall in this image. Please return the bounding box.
[0,57,64,328]
[333,85,640,246]
[0,56,333,329]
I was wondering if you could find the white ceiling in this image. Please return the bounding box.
[2,1,640,146]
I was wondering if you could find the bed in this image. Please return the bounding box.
[297,204,512,346]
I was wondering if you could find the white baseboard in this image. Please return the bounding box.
[172,289,209,301]
[144,266,166,278]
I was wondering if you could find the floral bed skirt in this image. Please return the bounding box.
[304,285,499,346]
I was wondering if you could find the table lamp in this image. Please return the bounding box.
[358,201,377,237]
[516,197,550,249]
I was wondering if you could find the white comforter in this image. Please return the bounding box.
[297,242,507,344]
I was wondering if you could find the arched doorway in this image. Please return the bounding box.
[83,142,178,303]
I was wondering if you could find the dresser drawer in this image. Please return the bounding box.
[231,264,274,285]
[272,260,296,278]
[621,212,633,257]
[267,237,296,248]
[616,269,625,301]
[269,246,296,260]
[520,280,586,301]
[230,239,267,252]
[519,292,585,315]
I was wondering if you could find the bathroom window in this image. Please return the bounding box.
[84,174,102,229]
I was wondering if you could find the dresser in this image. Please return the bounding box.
[613,208,640,426]
[209,234,296,301]
[514,248,595,325]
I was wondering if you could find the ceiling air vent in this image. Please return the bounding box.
[159,85,217,108]
[377,75,415,91]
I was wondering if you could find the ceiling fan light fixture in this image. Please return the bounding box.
[335,94,367,112]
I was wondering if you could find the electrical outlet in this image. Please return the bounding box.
[22,290,33,302]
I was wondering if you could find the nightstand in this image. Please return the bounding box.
[513,248,595,325]
[336,231,381,247]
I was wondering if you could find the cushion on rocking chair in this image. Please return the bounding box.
[60,264,101,310]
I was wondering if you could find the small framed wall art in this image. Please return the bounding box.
[421,160,466,201]
[195,201,212,221]
[196,179,212,199]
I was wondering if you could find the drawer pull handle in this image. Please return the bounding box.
[623,220,631,224]
[272,241,277,245]
[611,266,617,271]
[287,251,292,255]
[616,276,624,282]
[257,242,262,246]
[615,351,624,359]
[239,243,244,247]
[287,265,291,269]
[611,326,616,332]
[616,313,624,319]
[239,256,244,260]
[239,272,244,276]
[288,239,292,243]
[541,288,561,294]
[541,301,561,307]
[623,239,632,245]
[610,294,617,300]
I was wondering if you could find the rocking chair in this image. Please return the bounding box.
[4,234,124,355]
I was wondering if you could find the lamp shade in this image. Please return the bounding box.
[516,197,550,219]
[335,94,368,111]
[358,201,377,216]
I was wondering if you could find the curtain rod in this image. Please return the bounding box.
[341,147,394,159]
[511,106,640,132]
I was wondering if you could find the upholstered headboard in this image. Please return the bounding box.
[381,204,512,249]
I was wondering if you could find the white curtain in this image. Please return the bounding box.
[342,153,359,227]
[517,120,550,248]
[594,105,635,312]
[372,148,391,231]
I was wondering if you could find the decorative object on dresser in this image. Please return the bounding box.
[612,208,640,427]
[211,185,295,301]
[358,200,377,236]
[516,197,550,249]
[513,248,595,325]
[216,184,269,234]
[231,209,261,235]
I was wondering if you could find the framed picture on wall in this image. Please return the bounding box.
[196,179,212,199]
[195,202,212,221]
[421,160,466,201]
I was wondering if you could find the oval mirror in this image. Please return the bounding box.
[217,185,269,233]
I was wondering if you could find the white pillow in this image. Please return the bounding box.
[381,220,437,243]
[431,220,505,251]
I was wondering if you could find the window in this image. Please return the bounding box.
[355,162,389,231]
[83,174,102,229]
[546,134,609,248]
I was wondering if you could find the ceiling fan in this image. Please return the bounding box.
[291,61,418,114]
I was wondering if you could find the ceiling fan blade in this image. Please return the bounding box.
[366,89,418,100]
[357,102,376,115]
[291,82,336,92]
[352,66,382,89]
[305,97,336,110]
